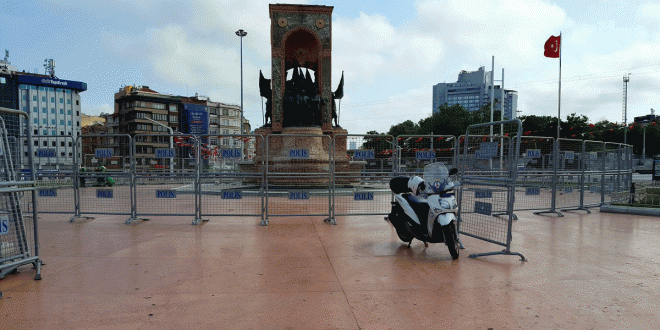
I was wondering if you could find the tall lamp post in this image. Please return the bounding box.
[145,117,174,174]
[236,29,247,136]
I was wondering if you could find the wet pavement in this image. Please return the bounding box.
[1,210,659,329]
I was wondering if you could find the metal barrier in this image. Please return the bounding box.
[73,134,137,223]
[516,136,558,215]
[0,108,42,281]
[133,134,200,221]
[395,135,457,177]
[23,135,77,215]
[583,140,605,208]
[0,129,635,230]
[198,134,265,224]
[332,134,395,218]
[457,119,526,260]
[556,138,588,212]
[265,132,332,224]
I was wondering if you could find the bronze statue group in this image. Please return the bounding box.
[260,68,343,128]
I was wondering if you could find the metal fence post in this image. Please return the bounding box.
[579,140,590,212]
[192,136,207,225]
[125,135,148,224]
[260,135,267,226]
[325,136,336,225]
[263,136,270,225]
[601,142,606,205]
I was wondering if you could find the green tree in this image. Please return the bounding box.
[387,120,419,137]
[519,115,557,137]
[563,113,589,139]
[360,130,392,158]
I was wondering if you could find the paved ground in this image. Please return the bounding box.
[1,210,659,329]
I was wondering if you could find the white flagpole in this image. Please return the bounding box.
[557,32,562,140]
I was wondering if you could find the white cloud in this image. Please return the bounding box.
[32,0,660,132]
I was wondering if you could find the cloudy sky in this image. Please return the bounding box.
[2,0,659,134]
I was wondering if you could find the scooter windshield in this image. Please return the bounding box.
[423,162,450,193]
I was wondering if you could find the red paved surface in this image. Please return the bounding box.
[1,210,659,329]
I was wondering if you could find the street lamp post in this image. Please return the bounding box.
[145,117,174,174]
[236,29,247,160]
[236,29,247,136]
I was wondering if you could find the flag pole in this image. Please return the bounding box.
[557,31,562,140]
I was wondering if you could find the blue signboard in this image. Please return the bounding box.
[39,189,57,197]
[0,215,8,235]
[221,149,242,159]
[525,187,540,195]
[95,148,113,158]
[289,191,309,200]
[476,142,498,159]
[354,192,374,200]
[353,150,375,160]
[180,103,209,135]
[526,149,541,158]
[155,148,176,158]
[156,190,176,198]
[416,151,435,160]
[474,201,492,216]
[37,148,56,158]
[289,149,309,159]
[96,189,113,198]
[16,75,87,91]
[221,191,242,199]
[475,189,492,199]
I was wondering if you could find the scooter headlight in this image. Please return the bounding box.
[439,200,452,209]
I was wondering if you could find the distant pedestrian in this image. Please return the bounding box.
[79,166,86,187]
[629,183,636,204]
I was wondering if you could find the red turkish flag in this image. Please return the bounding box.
[544,35,561,58]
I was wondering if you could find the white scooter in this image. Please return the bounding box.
[385,163,462,259]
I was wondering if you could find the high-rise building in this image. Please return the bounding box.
[0,54,87,170]
[432,67,517,120]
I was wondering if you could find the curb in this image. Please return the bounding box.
[600,204,660,216]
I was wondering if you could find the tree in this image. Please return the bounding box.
[519,115,556,137]
[360,130,392,158]
[387,120,419,137]
[563,113,589,139]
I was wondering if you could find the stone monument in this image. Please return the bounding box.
[253,4,355,183]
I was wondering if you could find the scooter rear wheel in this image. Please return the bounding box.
[443,223,459,260]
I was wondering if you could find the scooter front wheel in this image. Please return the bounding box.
[443,223,459,260]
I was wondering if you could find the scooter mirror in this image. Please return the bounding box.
[449,168,458,176]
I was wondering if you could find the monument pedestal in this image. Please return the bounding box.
[246,125,361,186]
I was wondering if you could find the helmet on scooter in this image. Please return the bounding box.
[408,176,425,196]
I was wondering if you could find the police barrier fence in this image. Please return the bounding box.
[198,134,265,224]
[12,130,634,228]
[133,134,200,222]
[74,134,136,222]
[265,131,332,224]
[21,135,77,215]
[0,109,42,281]
[457,120,526,260]
[332,134,395,218]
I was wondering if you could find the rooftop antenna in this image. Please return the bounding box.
[43,58,56,77]
[3,50,8,62]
